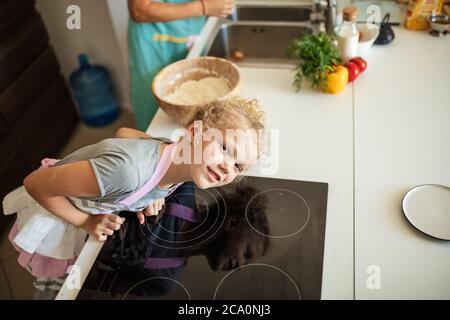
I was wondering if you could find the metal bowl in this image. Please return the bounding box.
[427,14,450,33]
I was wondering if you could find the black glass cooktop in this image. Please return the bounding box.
[76,176,328,300]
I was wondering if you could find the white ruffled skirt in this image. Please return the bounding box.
[3,186,88,277]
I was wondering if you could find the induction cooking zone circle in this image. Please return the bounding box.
[213,263,301,300]
[155,191,210,235]
[121,276,191,300]
[139,187,227,249]
[246,188,310,238]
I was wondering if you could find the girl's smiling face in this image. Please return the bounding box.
[188,125,259,189]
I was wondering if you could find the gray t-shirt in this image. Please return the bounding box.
[55,137,177,214]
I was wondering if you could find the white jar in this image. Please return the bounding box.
[335,6,359,62]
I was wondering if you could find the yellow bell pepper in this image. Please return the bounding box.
[325,65,349,94]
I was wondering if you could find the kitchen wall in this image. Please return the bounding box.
[105,0,129,77]
[35,0,131,111]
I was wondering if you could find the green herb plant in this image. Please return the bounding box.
[287,32,342,91]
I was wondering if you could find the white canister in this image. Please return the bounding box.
[335,6,359,62]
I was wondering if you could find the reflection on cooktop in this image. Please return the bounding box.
[76,176,328,300]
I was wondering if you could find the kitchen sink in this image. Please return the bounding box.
[205,22,313,68]
[229,5,312,23]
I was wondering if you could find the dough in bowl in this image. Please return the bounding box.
[164,76,232,105]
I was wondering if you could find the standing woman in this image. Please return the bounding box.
[128,0,235,130]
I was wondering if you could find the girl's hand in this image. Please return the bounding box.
[205,0,235,18]
[137,198,165,225]
[81,214,125,241]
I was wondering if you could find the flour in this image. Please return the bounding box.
[165,76,232,105]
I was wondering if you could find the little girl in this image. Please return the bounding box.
[2,95,264,297]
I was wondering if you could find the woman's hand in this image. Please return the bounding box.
[137,198,165,225]
[205,0,235,18]
[81,214,125,241]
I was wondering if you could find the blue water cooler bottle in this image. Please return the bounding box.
[69,54,120,127]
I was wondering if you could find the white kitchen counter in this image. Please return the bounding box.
[57,21,450,300]
[354,28,450,299]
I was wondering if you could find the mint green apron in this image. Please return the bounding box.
[128,0,205,130]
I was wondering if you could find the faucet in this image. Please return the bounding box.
[326,0,338,32]
[313,0,338,33]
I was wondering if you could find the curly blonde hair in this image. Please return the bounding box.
[183,95,265,132]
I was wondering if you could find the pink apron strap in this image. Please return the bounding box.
[119,143,178,207]
[165,203,198,223]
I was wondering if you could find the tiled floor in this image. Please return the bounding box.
[0,110,135,299]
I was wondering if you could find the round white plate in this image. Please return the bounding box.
[402,184,450,241]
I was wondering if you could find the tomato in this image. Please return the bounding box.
[350,57,367,72]
[345,61,360,82]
